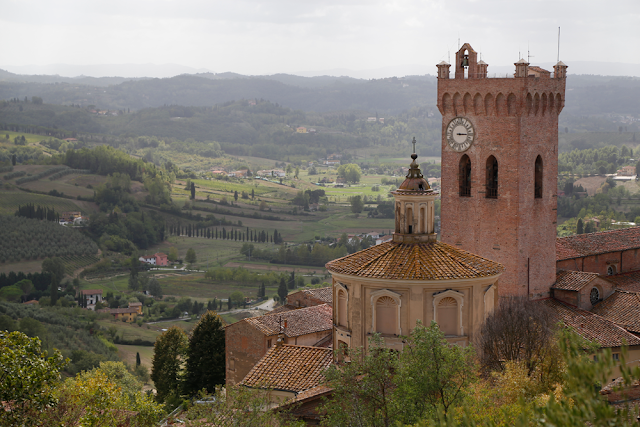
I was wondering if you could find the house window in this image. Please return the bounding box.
[375,296,398,335]
[607,265,616,276]
[437,297,459,336]
[267,339,272,348]
[486,156,498,198]
[613,353,620,361]
[459,155,471,197]
[590,287,600,305]
[534,155,543,198]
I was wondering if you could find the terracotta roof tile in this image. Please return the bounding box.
[240,344,333,393]
[80,289,103,295]
[552,270,600,291]
[556,227,640,261]
[543,299,640,348]
[609,271,640,292]
[244,304,332,338]
[270,304,297,314]
[326,241,504,280]
[301,288,332,304]
[591,290,640,334]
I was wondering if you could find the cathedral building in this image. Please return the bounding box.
[227,43,640,413]
[326,148,504,351]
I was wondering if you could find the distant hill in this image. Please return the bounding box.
[0,73,437,115]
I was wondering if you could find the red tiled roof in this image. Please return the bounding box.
[552,270,600,291]
[287,287,332,304]
[609,271,640,292]
[80,289,103,295]
[243,304,332,338]
[303,287,332,303]
[107,307,139,314]
[591,290,640,334]
[326,241,504,280]
[542,299,640,348]
[240,344,332,393]
[556,227,640,261]
[270,304,297,314]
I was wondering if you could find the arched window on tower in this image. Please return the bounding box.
[459,155,471,197]
[535,155,543,199]
[486,156,498,198]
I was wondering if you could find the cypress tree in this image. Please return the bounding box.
[182,311,225,396]
[136,352,141,367]
[278,278,288,303]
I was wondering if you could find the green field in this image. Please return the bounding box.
[20,173,99,198]
[61,254,101,275]
[0,189,84,215]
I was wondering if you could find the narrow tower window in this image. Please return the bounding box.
[486,156,498,198]
[535,155,543,199]
[459,155,471,197]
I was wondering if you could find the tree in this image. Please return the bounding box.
[478,297,557,380]
[259,200,268,211]
[288,271,296,290]
[278,278,288,303]
[395,321,476,421]
[185,248,197,264]
[234,190,238,201]
[350,195,364,214]
[136,352,141,367]
[182,384,303,426]
[128,255,140,291]
[147,277,163,298]
[229,291,244,308]
[576,218,584,234]
[44,362,164,426]
[294,167,299,179]
[183,311,226,396]
[11,154,16,166]
[42,257,65,286]
[337,163,362,183]
[190,182,195,200]
[251,188,255,200]
[0,331,67,425]
[321,334,399,426]
[151,327,187,403]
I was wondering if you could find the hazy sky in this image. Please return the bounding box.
[2,0,639,77]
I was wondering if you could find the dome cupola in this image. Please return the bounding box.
[391,139,439,243]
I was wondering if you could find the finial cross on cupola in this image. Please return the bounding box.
[412,137,416,155]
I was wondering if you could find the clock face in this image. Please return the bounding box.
[446,117,475,152]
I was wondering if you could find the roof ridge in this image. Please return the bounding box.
[281,343,333,351]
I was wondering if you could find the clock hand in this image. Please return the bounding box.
[456,133,467,136]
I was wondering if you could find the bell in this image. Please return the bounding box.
[461,55,469,68]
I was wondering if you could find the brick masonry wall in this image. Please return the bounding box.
[439,73,566,299]
[225,321,270,385]
[557,249,640,276]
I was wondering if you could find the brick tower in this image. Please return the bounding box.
[437,43,567,299]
